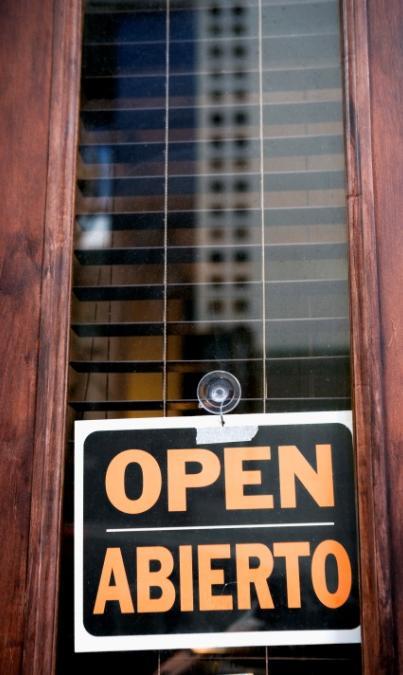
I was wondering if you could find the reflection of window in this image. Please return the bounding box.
[234,251,248,262]
[234,275,248,285]
[234,299,248,313]
[210,112,223,125]
[235,227,247,239]
[210,180,224,192]
[210,228,223,240]
[210,158,224,170]
[209,251,223,263]
[234,179,248,191]
[208,299,224,313]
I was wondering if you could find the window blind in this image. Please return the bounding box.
[69,0,351,421]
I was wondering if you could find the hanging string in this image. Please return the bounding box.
[258,0,267,413]
[162,0,171,417]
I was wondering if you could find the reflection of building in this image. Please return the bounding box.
[195,2,261,350]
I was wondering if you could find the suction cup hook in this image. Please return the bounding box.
[197,370,242,424]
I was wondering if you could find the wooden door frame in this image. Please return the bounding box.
[15,1,401,673]
[20,1,83,673]
[341,0,396,672]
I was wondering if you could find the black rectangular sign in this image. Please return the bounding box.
[75,412,360,652]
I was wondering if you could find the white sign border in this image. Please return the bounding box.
[74,410,361,652]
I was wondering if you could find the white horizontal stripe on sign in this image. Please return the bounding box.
[106,521,335,533]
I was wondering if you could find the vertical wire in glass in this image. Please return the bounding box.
[258,0,267,412]
[162,0,171,416]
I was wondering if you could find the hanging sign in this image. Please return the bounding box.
[75,411,360,652]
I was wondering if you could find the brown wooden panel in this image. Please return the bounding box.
[22,2,82,674]
[366,0,403,672]
[342,4,391,669]
[343,1,402,673]
[0,1,81,674]
[0,1,54,672]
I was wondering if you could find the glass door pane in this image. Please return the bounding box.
[58,1,361,672]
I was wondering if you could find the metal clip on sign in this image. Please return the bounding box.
[197,370,242,425]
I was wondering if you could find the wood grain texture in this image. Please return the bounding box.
[0,1,54,673]
[342,1,402,673]
[21,1,83,674]
[341,4,391,671]
[366,0,403,672]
